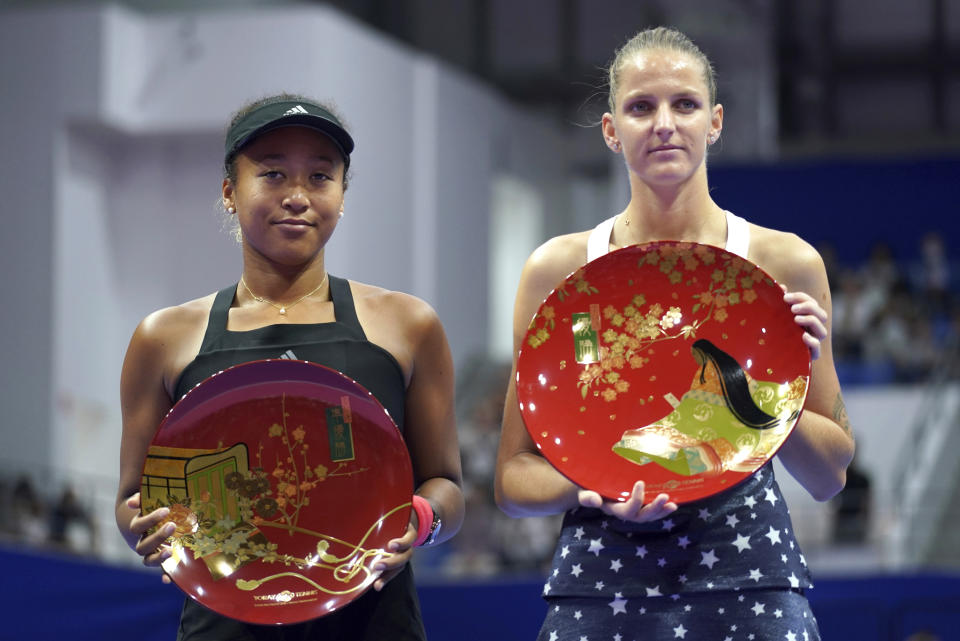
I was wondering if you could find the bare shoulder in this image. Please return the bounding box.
[747,224,827,292]
[135,293,217,345]
[347,280,447,381]
[350,279,436,317]
[125,293,217,390]
[521,230,592,299]
[348,280,441,342]
[527,229,592,275]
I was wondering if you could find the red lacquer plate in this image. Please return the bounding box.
[140,359,413,624]
[516,242,811,503]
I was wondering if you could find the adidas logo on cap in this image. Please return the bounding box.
[283,105,309,116]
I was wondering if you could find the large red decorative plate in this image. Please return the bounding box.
[517,242,810,503]
[140,359,412,624]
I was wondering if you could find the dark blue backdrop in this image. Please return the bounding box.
[710,155,960,268]
[4,543,958,641]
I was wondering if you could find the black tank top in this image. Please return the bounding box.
[173,276,425,641]
[174,275,405,432]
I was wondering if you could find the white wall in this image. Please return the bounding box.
[488,177,544,360]
[0,6,100,478]
[0,4,570,560]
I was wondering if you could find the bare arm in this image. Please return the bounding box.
[496,371,582,517]
[374,301,464,589]
[495,239,586,517]
[115,313,179,569]
[760,235,856,501]
[495,236,677,521]
[404,303,464,540]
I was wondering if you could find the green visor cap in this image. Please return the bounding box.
[224,99,354,170]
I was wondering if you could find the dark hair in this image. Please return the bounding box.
[606,27,717,112]
[223,92,352,191]
[691,339,781,430]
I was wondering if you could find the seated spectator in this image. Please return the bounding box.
[831,449,872,544]
[10,476,46,545]
[916,231,952,317]
[861,240,903,302]
[862,283,939,384]
[832,268,884,362]
[48,485,96,553]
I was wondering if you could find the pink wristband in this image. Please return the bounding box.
[411,495,433,547]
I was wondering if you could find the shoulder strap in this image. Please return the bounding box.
[329,275,366,338]
[587,216,618,263]
[198,284,237,353]
[724,210,751,258]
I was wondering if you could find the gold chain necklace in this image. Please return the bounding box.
[239,273,328,315]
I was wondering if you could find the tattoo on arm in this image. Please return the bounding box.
[832,393,852,436]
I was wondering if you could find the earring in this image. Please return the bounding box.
[708,134,718,144]
[612,141,621,152]
[227,206,235,214]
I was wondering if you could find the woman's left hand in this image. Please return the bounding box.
[783,288,828,360]
[372,520,418,591]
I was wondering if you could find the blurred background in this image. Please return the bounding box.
[1,0,959,639]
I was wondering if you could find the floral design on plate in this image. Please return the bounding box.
[517,242,810,503]
[141,360,413,624]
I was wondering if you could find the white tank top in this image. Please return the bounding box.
[586,210,750,262]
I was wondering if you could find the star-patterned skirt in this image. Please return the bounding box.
[537,588,820,641]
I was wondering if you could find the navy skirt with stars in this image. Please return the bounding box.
[538,588,821,641]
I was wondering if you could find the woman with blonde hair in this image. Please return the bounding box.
[496,28,854,640]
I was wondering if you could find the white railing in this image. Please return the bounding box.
[888,342,960,567]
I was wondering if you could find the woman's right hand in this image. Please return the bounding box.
[577,480,678,523]
[125,492,175,580]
